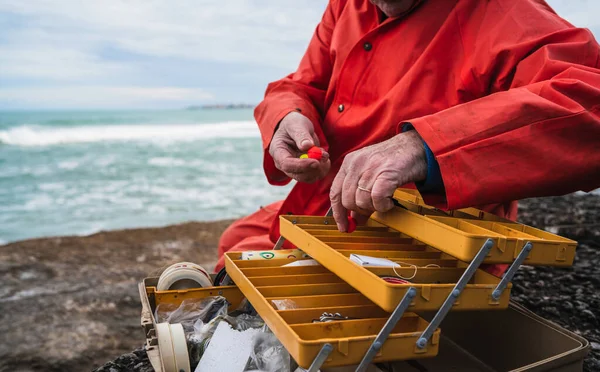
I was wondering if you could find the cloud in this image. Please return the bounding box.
[0,0,324,70]
[547,0,600,31]
[0,0,597,109]
[0,0,326,108]
[0,44,129,81]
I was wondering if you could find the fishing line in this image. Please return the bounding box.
[391,262,442,280]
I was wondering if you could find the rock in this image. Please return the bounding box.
[93,348,153,372]
[541,306,560,318]
[0,220,233,372]
[563,301,574,310]
[582,310,597,321]
[509,194,600,372]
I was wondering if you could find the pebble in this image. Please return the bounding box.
[582,310,597,321]
[563,301,574,310]
[541,306,560,318]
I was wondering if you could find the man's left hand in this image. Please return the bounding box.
[329,130,428,232]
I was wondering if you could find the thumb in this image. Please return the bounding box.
[288,123,315,151]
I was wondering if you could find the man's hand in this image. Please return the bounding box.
[269,111,331,183]
[330,130,428,231]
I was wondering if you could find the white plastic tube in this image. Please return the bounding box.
[157,262,213,291]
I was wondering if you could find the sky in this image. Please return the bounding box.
[0,0,598,110]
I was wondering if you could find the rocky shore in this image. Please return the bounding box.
[1,193,598,372]
[512,194,600,371]
[0,220,232,372]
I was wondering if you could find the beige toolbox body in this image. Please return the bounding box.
[139,277,589,371]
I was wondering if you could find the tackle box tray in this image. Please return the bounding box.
[279,215,511,312]
[224,252,441,368]
[393,189,513,222]
[371,204,577,265]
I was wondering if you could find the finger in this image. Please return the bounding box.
[289,172,320,183]
[281,158,320,174]
[356,188,375,212]
[268,132,285,158]
[271,143,295,167]
[341,170,360,212]
[330,167,348,232]
[274,147,320,174]
[311,132,321,147]
[317,159,331,180]
[288,158,330,183]
[350,210,371,226]
[288,123,315,151]
[355,172,376,212]
[371,177,397,212]
[290,166,325,182]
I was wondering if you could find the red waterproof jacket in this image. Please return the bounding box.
[254,0,600,243]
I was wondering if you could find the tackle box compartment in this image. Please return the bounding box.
[279,215,511,312]
[225,252,441,368]
[379,189,577,265]
[371,206,577,265]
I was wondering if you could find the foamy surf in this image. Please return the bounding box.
[0,121,260,146]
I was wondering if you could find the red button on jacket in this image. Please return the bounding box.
[254,0,600,243]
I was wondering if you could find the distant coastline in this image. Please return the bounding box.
[186,104,255,110]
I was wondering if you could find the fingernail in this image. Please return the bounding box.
[301,140,311,149]
[337,223,346,232]
[310,162,318,169]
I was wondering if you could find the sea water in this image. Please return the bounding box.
[0,109,293,243]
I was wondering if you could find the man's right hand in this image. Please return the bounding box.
[268,111,331,183]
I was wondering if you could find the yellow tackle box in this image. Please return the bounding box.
[138,188,581,371]
[224,252,441,368]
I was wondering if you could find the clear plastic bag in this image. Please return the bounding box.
[155,295,288,371]
[154,296,230,369]
[231,298,258,317]
[230,313,265,331]
[155,296,229,333]
[271,299,298,310]
[187,300,266,369]
[244,326,291,372]
[188,313,229,368]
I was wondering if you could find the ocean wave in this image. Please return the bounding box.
[0,121,259,146]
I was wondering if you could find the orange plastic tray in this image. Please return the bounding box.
[224,252,440,368]
[371,207,577,265]
[279,216,511,313]
[393,189,515,222]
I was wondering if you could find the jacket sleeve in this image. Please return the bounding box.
[254,1,341,185]
[405,8,600,209]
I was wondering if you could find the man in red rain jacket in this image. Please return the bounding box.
[215,0,600,272]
